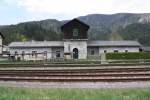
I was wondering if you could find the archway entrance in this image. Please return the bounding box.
[73,48,78,59]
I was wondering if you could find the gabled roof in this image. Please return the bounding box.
[87,41,141,47]
[9,41,64,48]
[9,40,141,48]
[61,18,90,31]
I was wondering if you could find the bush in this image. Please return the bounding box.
[106,52,150,60]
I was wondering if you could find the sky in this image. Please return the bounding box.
[0,0,150,25]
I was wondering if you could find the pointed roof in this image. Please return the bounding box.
[61,18,89,31]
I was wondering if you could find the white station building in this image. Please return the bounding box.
[8,19,141,60]
[0,32,4,55]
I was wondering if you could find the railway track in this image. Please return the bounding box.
[0,66,150,82]
[0,63,150,68]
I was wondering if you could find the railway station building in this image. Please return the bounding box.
[8,19,141,60]
[0,32,4,55]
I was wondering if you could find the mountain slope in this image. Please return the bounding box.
[1,13,150,45]
[118,23,150,46]
[0,19,63,44]
[78,13,150,40]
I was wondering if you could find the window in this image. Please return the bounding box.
[15,51,18,55]
[43,51,47,56]
[56,51,60,58]
[139,48,142,52]
[125,50,128,53]
[22,51,25,56]
[32,51,37,57]
[104,50,107,53]
[73,28,79,37]
[68,44,70,52]
[114,50,118,53]
[91,50,95,55]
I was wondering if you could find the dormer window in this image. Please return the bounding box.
[73,28,79,37]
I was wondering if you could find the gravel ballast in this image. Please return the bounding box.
[0,81,150,88]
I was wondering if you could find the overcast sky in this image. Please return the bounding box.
[0,0,150,25]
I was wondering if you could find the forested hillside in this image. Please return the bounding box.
[1,13,150,45]
[0,20,63,44]
[118,23,150,46]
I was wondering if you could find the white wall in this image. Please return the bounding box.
[99,47,140,54]
[9,47,52,60]
[64,40,87,59]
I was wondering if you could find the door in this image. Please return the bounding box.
[73,48,78,59]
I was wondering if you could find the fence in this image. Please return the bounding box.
[6,51,150,64]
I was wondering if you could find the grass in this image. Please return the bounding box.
[0,87,150,100]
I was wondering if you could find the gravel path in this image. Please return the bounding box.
[0,81,150,88]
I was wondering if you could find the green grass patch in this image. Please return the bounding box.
[0,87,150,100]
[106,52,150,60]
